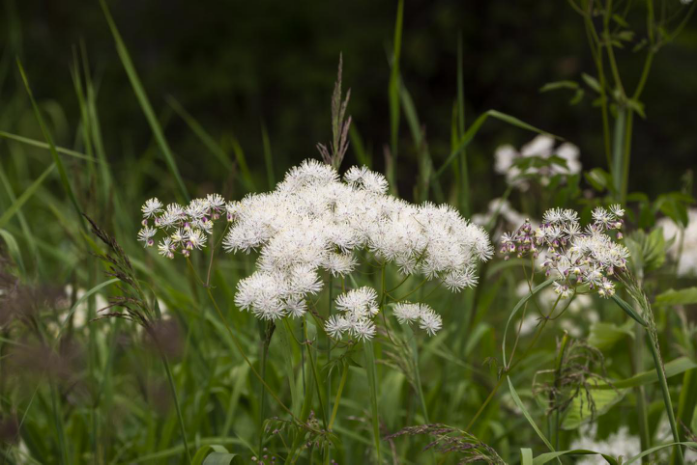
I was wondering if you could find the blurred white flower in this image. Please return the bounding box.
[494,135,582,189]
[571,425,640,464]
[657,208,697,277]
[392,302,443,336]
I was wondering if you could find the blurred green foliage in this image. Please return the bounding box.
[2,0,696,204]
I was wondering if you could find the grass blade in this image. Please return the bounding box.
[98,0,189,201]
[16,60,85,229]
[260,122,275,190]
[434,110,560,179]
[0,229,26,279]
[0,131,94,161]
[167,96,234,171]
[387,0,404,190]
[363,341,381,462]
[0,162,55,229]
[507,377,556,454]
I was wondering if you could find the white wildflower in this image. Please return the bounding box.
[335,287,379,318]
[393,302,424,324]
[141,198,163,218]
[418,308,443,336]
[501,206,628,299]
[137,226,157,247]
[658,208,697,277]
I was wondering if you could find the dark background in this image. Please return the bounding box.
[3,0,697,206]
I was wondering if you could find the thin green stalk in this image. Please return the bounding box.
[634,324,651,461]
[456,33,469,217]
[205,288,297,420]
[328,361,348,431]
[553,333,570,450]
[363,341,381,463]
[303,318,328,429]
[611,106,627,200]
[160,351,192,463]
[646,333,685,465]
[49,378,70,465]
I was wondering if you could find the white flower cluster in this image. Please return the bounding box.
[393,302,443,335]
[137,194,230,258]
[501,206,629,299]
[471,198,528,239]
[570,425,640,465]
[223,159,492,321]
[658,208,697,277]
[325,287,379,341]
[494,135,581,190]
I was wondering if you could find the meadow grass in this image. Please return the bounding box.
[1,1,697,465]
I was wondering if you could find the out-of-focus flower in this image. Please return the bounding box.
[501,206,628,299]
[494,135,581,190]
[657,208,697,277]
[393,302,443,336]
[570,424,640,464]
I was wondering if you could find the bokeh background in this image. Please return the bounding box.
[3,0,696,204]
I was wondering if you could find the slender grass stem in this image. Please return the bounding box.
[328,362,348,431]
[205,287,298,420]
[647,333,685,465]
[159,351,192,463]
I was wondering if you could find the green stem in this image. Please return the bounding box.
[205,288,297,420]
[160,352,192,463]
[328,362,349,431]
[49,378,70,465]
[647,333,685,465]
[611,106,627,200]
[634,324,651,462]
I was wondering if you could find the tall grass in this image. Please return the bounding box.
[1,1,696,465]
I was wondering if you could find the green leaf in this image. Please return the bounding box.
[167,96,233,171]
[584,168,612,192]
[521,448,534,465]
[0,130,94,161]
[0,229,26,279]
[590,357,697,391]
[539,81,579,92]
[562,386,626,429]
[533,449,619,465]
[610,294,648,326]
[655,288,697,306]
[588,321,634,350]
[627,98,646,119]
[192,445,242,465]
[625,442,697,464]
[502,278,555,367]
[435,110,560,179]
[0,163,55,229]
[507,377,556,453]
[582,73,602,93]
[17,60,85,230]
[388,0,404,165]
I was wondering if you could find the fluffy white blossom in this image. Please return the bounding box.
[392,302,443,336]
[501,206,628,299]
[325,287,379,340]
[219,159,492,320]
[657,208,697,277]
[494,135,581,190]
[570,425,640,464]
[137,194,228,258]
[138,160,492,322]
